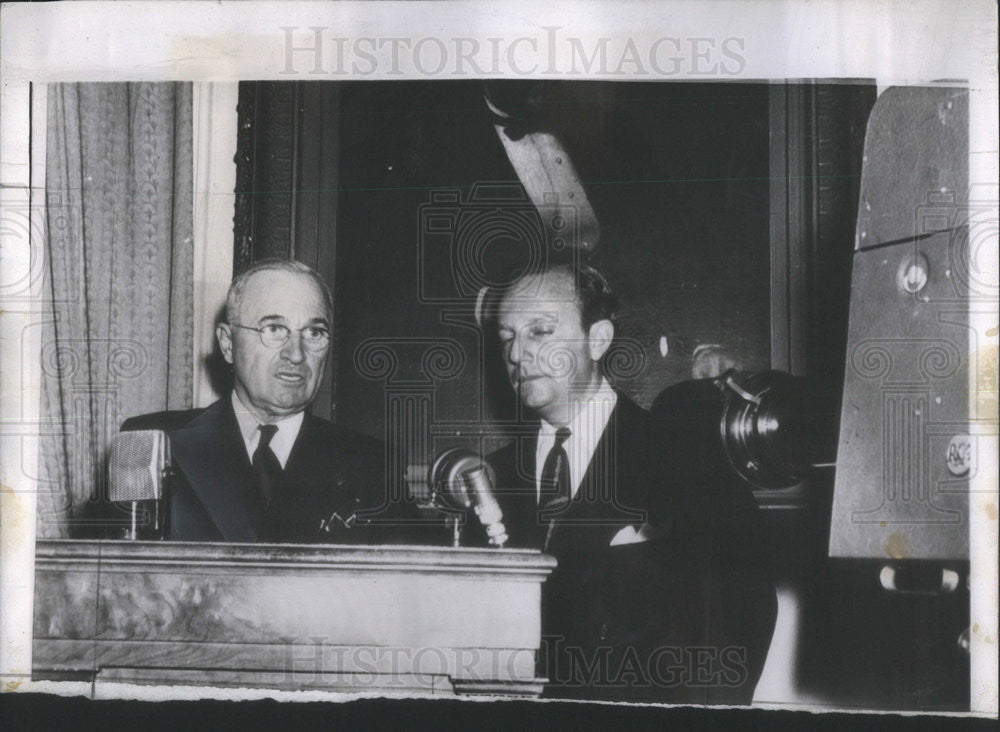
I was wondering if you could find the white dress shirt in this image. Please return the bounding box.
[534,377,618,503]
[231,391,305,469]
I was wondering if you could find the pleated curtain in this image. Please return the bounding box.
[38,83,194,537]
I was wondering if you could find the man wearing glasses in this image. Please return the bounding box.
[122,259,392,543]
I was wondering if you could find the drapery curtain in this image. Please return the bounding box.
[38,83,194,537]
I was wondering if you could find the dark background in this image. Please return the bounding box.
[236,80,779,441]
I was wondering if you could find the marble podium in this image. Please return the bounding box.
[33,540,556,696]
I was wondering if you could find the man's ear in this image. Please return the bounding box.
[587,319,614,361]
[216,323,234,364]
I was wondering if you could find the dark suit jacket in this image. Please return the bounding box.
[485,392,777,704]
[121,398,414,544]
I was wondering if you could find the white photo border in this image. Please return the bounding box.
[1,0,996,715]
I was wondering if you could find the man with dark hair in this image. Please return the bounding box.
[484,261,776,704]
[122,259,400,543]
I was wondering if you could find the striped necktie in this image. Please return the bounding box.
[539,427,572,525]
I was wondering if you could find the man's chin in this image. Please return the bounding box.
[264,389,315,415]
[517,383,553,412]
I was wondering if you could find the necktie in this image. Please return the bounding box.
[539,427,572,529]
[252,424,281,512]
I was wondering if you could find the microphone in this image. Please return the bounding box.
[108,430,171,539]
[429,448,508,548]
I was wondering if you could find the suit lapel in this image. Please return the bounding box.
[170,399,259,542]
[280,413,341,511]
[284,412,326,480]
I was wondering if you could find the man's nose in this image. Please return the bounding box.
[506,334,529,366]
[280,331,306,363]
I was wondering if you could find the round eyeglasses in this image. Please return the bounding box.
[229,323,331,351]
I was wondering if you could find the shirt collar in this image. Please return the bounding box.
[230,391,305,469]
[539,377,617,437]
